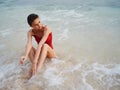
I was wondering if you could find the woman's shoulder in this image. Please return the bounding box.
[27,29,34,36]
[43,25,52,34]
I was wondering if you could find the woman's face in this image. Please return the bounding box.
[31,18,43,30]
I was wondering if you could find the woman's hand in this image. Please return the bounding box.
[20,56,27,64]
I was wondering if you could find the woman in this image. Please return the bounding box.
[20,13,56,77]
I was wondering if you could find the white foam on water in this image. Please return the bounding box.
[92,63,120,75]
[0,57,120,90]
[41,15,61,22]
[78,62,120,90]
[63,10,84,18]
[51,58,65,64]
[0,29,12,38]
[1,63,22,78]
[43,59,66,87]
[92,63,120,87]
[0,62,22,88]
[58,28,69,41]
[43,67,65,86]
[44,58,120,89]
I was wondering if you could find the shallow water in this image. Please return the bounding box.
[0,0,120,90]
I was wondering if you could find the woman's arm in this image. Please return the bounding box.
[25,30,33,58]
[33,26,51,64]
[20,30,32,64]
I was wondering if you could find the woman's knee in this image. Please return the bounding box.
[41,44,48,50]
[28,47,35,57]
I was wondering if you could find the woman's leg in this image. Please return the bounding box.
[28,47,36,62]
[37,44,56,72]
[28,47,36,76]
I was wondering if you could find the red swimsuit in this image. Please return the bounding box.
[33,32,53,49]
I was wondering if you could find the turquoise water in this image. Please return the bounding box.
[0,0,120,90]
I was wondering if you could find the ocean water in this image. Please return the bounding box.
[0,0,120,90]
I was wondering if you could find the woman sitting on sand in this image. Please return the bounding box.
[20,13,56,77]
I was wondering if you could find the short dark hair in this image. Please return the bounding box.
[27,13,39,26]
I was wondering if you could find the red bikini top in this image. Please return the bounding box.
[33,32,53,49]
